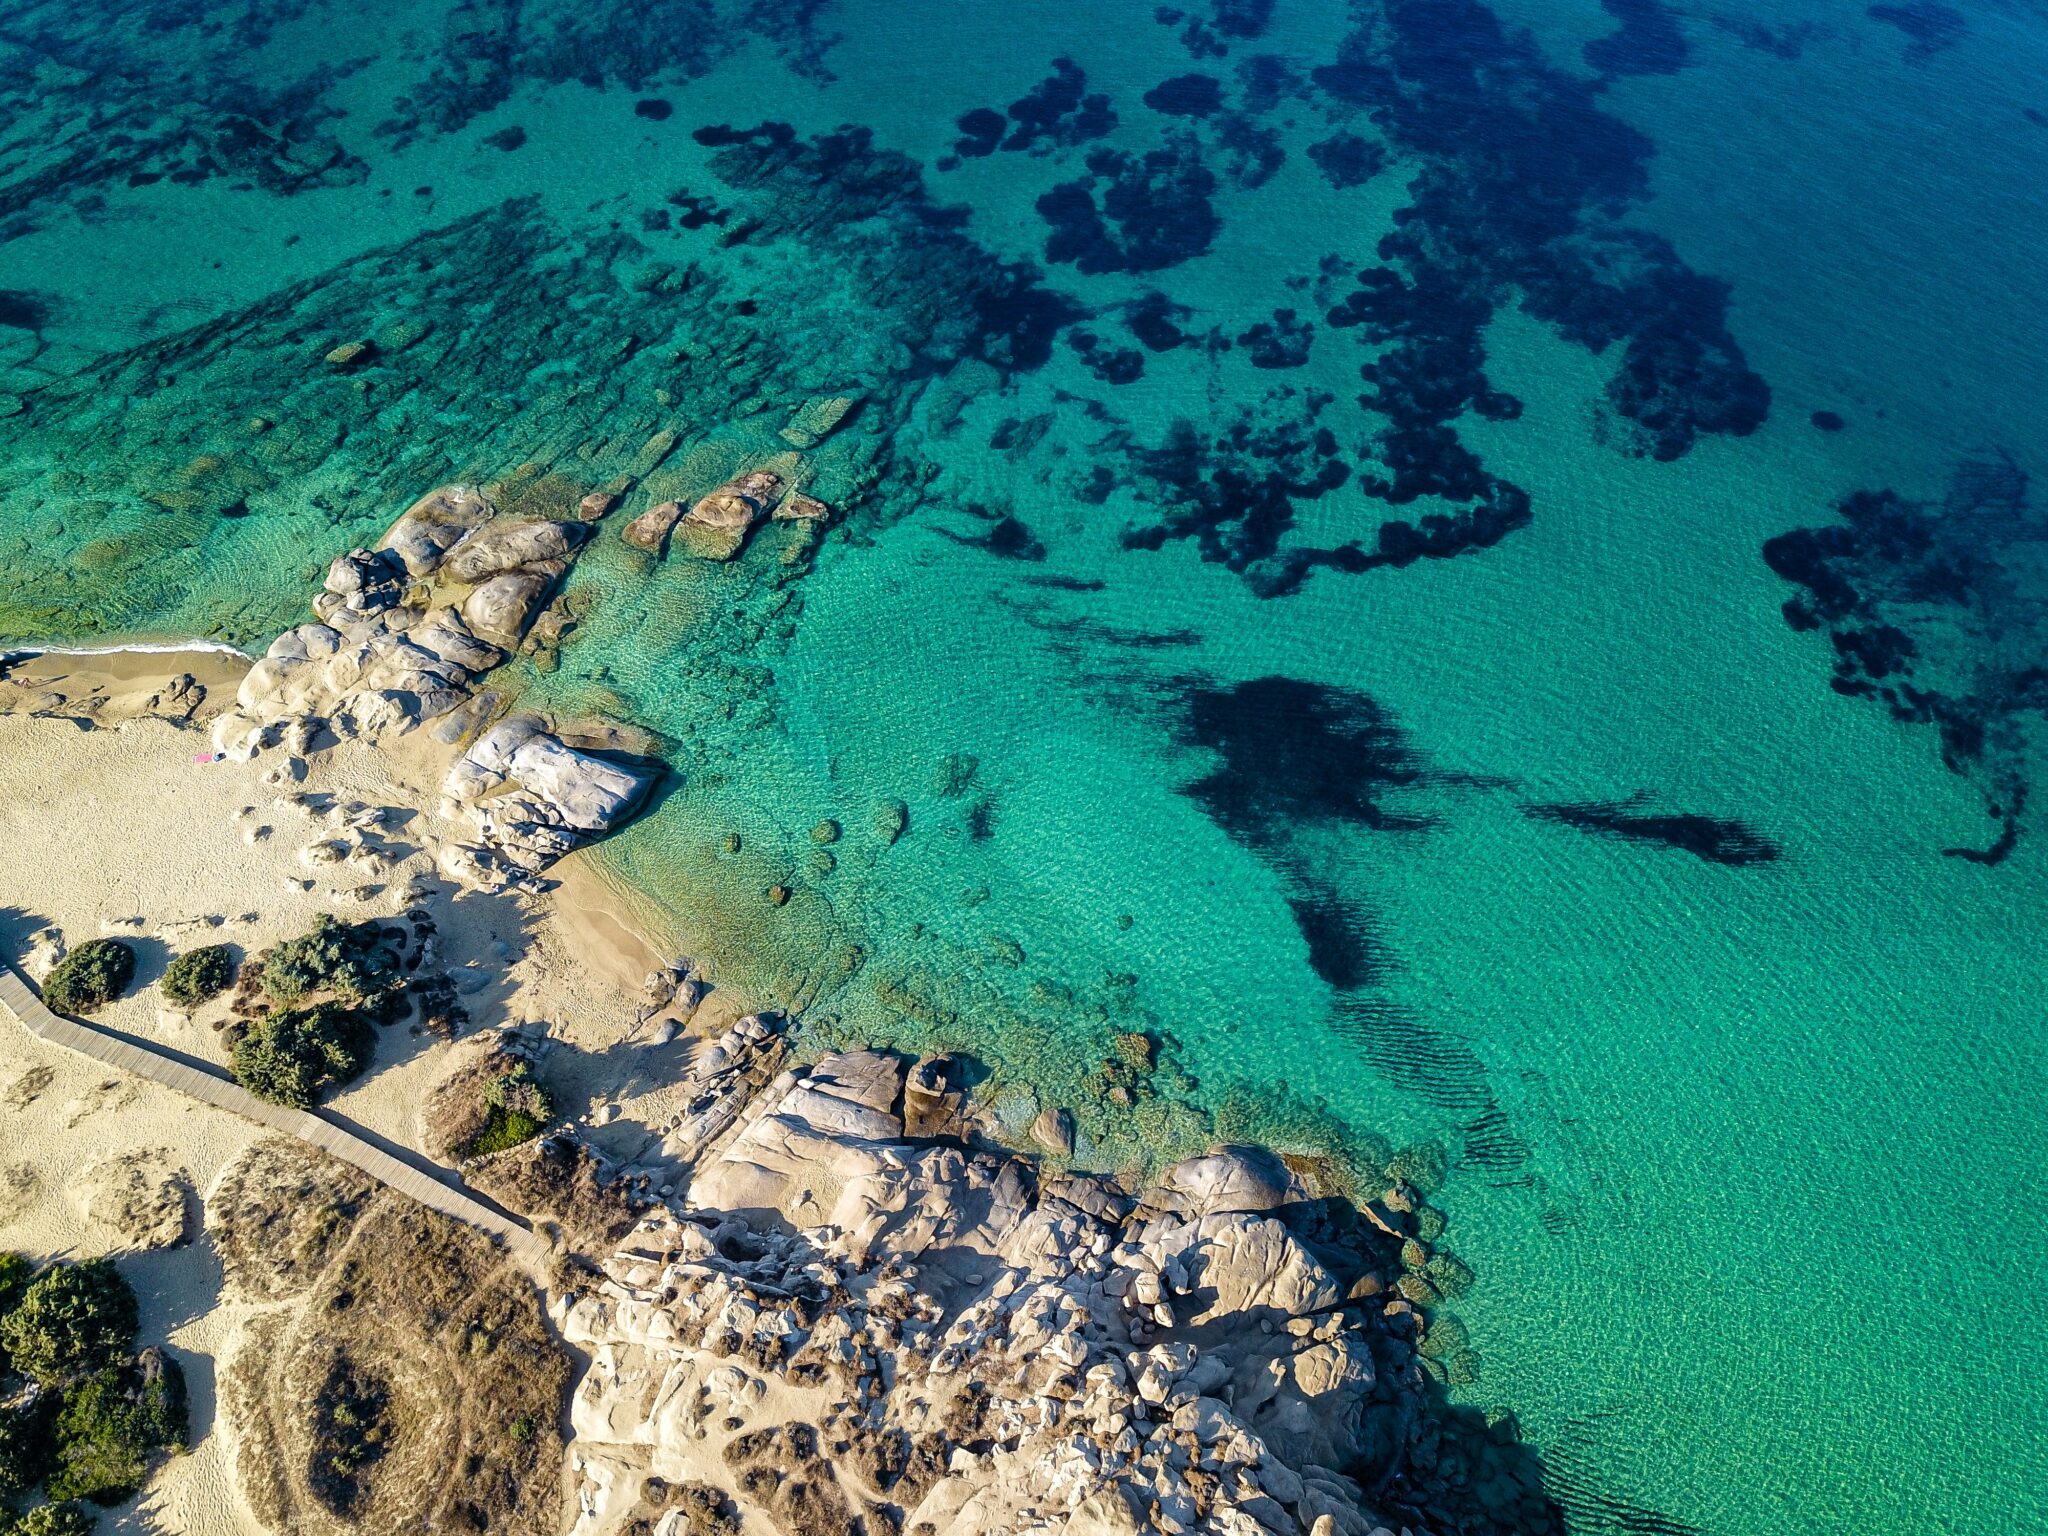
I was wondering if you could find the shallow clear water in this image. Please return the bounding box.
[1,0,2044,1530]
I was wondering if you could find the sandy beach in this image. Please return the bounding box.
[0,647,738,1535]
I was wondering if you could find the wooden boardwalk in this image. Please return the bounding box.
[0,961,552,1269]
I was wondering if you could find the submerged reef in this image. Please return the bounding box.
[1764,451,2048,861]
[1522,794,1782,866]
[1098,0,1768,596]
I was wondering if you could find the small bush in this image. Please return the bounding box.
[230,1003,375,1109]
[0,1262,137,1388]
[161,946,235,1009]
[468,1109,543,1158]
[47,1354,187,1504]
[10,1501,95,1536]
[259,917,393,1007]
[41,942,134,1017]
[464,1065,551,1158]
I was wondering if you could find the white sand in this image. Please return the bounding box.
[0,650,734,1534]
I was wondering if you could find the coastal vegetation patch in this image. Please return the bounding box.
[38,942,133,1018]
[159,945,234,1009]
[210,1140,568,1536]
[0,1254,187,1528]
[225,916,404,1108]
[424,1038,555,1163]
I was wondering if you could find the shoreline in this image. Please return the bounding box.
[1,639,254,659]
[0,633,1513,1536]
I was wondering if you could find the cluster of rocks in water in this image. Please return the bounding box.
[214,469,829,891]
[552,1014,1543,1536]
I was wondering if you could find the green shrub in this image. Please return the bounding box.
[466,1065,551,1157]
[259,917,394,1006]
[0,1252,33,1348]
[9,1500,95,1536]
[0,1392,56,1499]
[0,1263,136,1388]
[41,943,134,1017]
[469,1109,543,1158]
[45,1354,185,1505]
[230,1002,375,1109]
[161,946,235,1009]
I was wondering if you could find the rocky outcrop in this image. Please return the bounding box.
[674,470,782,561]
[439,715,660,889]
[379,484,497,576]
[622,499,686,553]
[462,568,555,648]
[442,518,589,583]
[554,1024,1516,1536]
[219,483,595,750]
[209,481,658,888]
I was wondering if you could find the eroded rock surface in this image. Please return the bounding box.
[211,483,658,887]
[439,715,660,889]
[554,1026,1538,1536]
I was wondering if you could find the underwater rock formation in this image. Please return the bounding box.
[1522,794,1781,866]
[675,469,784,561]
[1037,133,1222,275]
[1764,451,2047,860]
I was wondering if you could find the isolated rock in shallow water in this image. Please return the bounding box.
[379,483,497,576]
[771,490,831,522]
[442,518,589,583]
[622,499,686,552]
[461,570,553,647]
[1031,1104,1077,1155]
[674,470,782,560]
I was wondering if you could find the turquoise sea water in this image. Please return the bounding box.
[1,1,2044,1531]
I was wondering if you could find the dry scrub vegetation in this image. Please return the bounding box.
[208,1141,570,1536]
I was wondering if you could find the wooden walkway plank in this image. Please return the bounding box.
[0,962,551,1268]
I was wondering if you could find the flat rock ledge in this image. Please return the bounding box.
[555,1017,1523,1536]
